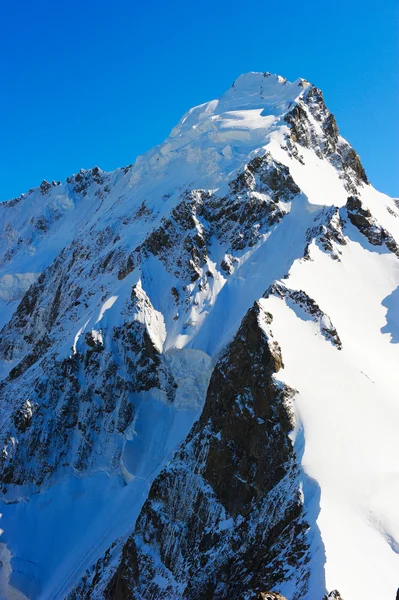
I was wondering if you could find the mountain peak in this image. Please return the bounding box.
[220,71,312,109]
[1,71,397,600]
[188,70,309,117]
[132,70,361,201]
[230,71,310,93]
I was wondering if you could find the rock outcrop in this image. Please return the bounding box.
[74,303,310,599]
[265,283,342,349]
[346,196,399,256]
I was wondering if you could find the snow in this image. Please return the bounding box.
[0,274,40,303]
[1,347,212,599]
[0,273,41,331]
[95,295,119,323]
[259,207,399,599]
[268,134,351,207]
[0,70,398,599]
[190,193,322,356]
[163,349,212,410]
[129,73,307,196]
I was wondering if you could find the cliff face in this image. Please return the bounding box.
[103,304,309,600]
[1,73,399,600]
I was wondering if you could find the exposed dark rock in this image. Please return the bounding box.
[220,255,235,275]
[246,153,300,200]
[134,200,153,220]
[34,217,49,233]
[171,286,179,302]
[3,195,23,208]
[285,104,311,148]
[323,113,339,147]
[39,180,52,195]
[266,282,342,349]
[115,155,298,301]
[103,302,310,599]
[323,591,344,600]
[91,166,104,185]
[283,87,368,192]
[0,282,173,492]
[8,336,50,380]
[85,331,104,353]
[346,196,399,257]
[305,207,347,261]
[13,400,33,432]
[67,168,105,196]
[343,148,368,184]
[117,252,137,280]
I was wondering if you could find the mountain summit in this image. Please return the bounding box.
[0,73,398,600]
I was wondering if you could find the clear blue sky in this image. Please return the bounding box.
[1,0,398,201]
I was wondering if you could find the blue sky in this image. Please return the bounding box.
[0,0,398,201]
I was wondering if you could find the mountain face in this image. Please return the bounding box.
[0,72,398,600]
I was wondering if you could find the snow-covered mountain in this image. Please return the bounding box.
[0,72,398,600]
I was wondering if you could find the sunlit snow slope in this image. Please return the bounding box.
[0,72,398,600]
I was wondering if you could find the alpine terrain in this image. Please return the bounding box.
[0,72,398,600]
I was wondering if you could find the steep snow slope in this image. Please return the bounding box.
[260,199,399,599]
[0,72,398,600]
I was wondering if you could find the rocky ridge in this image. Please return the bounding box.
[0,72,398,600]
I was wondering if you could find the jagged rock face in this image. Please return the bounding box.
[93,303,310,600]
[258,593,288,600]
[304,206,347,261]
[284,86,368,193]
[323,592,344,600]
[118,152,298,284]
[265,283,342,349]
[1,72,399,600]
[0,151,300,498]
[346,196,399,256]
[0,283,170,495]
